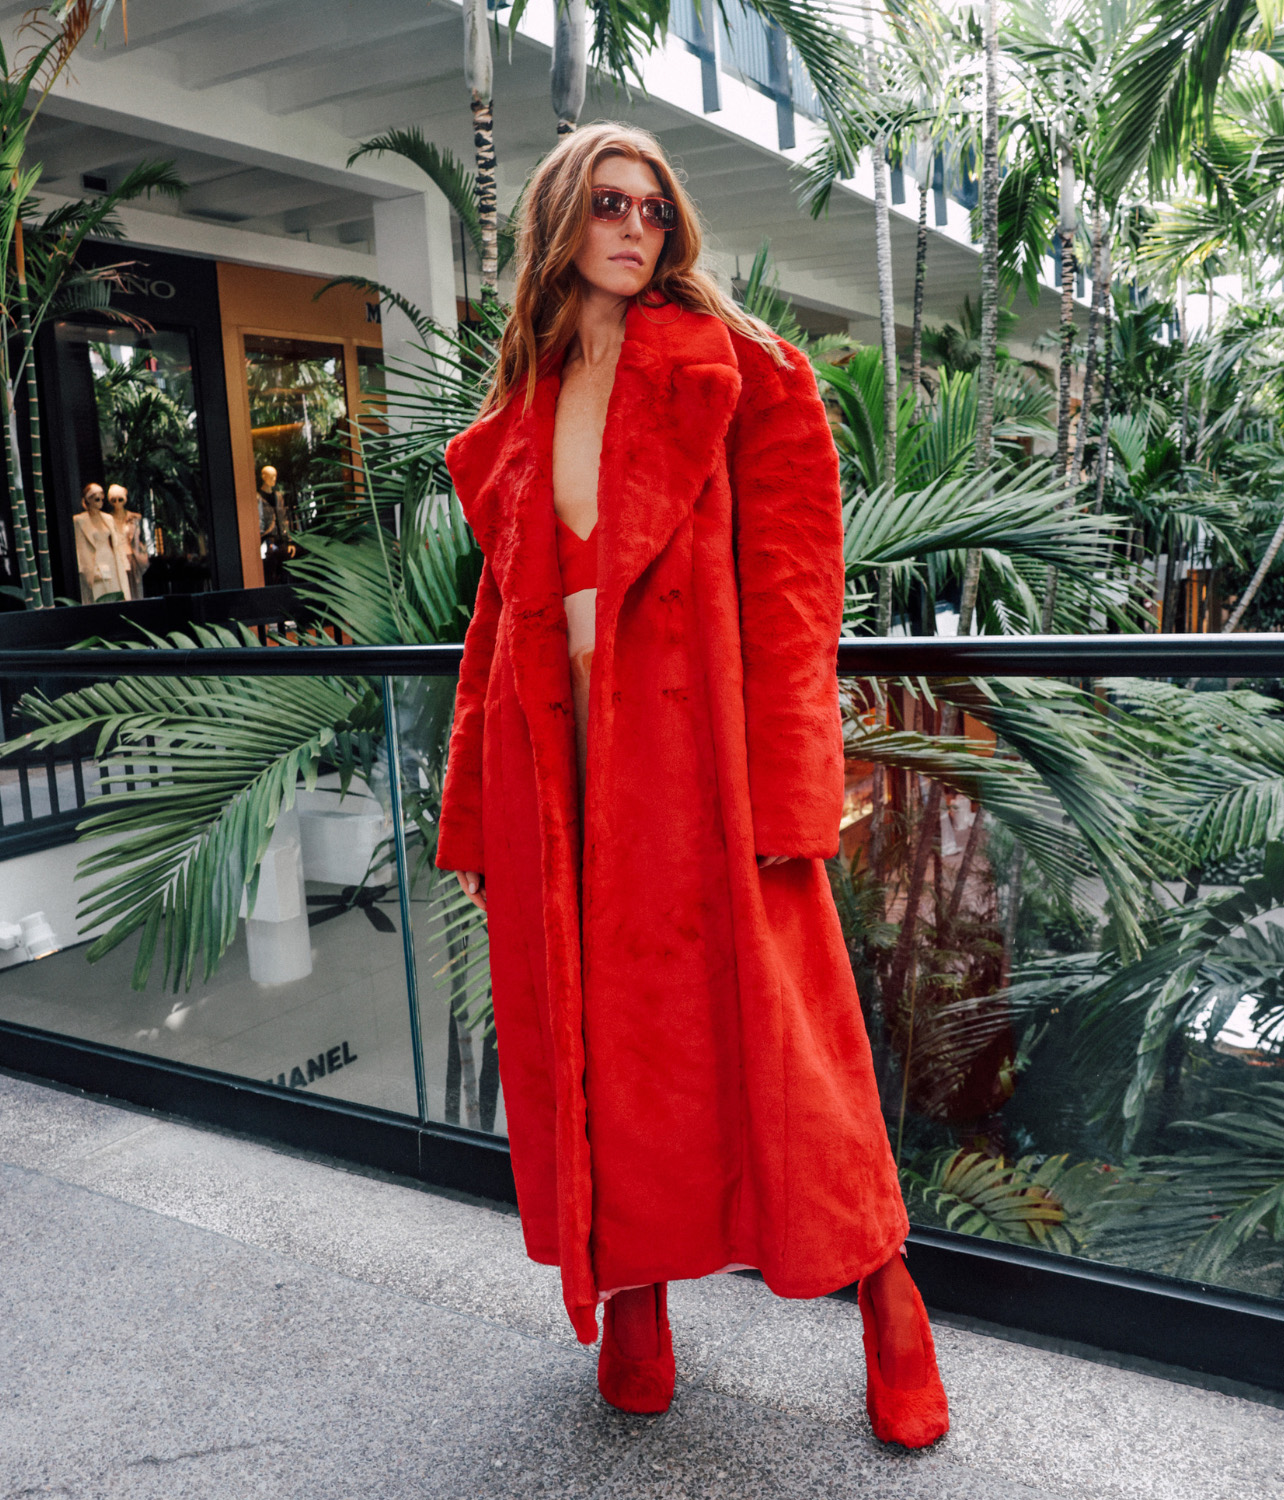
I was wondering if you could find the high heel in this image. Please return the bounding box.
[597,1283,675,1414]
[857,1274,949,1448]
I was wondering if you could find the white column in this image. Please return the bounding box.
[373,189,458,377]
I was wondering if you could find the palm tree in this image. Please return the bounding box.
[1102,0,1274,201]
[865,15,899,634]
[1002,0,1086,479]
[959,0,1001,643]
[2,10,99,609]
[463,0,499,291]
[1002,1,1149,626]
[345,130,516,304]
[883,0,971,406]
[551,0,588,134]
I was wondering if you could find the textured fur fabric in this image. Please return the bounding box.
[438,304,908,1343]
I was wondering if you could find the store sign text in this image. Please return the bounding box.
[117,273,177,301]
[267,1041,359,1090]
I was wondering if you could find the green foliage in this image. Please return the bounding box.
[1102,0,1268,198]
[91,345,204,550]
[288,494,482,647]
[346,130,516,273]
[905,1148,1118,1252]
[0,626,383,991]
[1111,1081,1284,1279]
[995,159,1057,307]
[735,243,852,361]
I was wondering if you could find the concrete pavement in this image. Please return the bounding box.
[1,1068,1280,1499]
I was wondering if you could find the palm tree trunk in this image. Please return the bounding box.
[1225,512,1284,633]
[463,0,498,292]
[1177,276,1190,462]
[1092,279,1114,517]
[1054,145,1077,476]
[478,1028,500,1132]
[471,95,498,290]
[865,17,897,635]
[1042,143,1078,633]
[945,804,984,929]
[445,920,482,1128]
[1162,523,1184,633]
[870,762,888,901]
[1071,211,1104,483]
[999,842,1025,989]
[1195,280,1214,461]
[873,143,897,492]
[963,0,1000,639]
[885,779,941,1011]
[551,0,586,135]
[911,136,931,409]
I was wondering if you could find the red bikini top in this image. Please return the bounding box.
[556,513,598,595]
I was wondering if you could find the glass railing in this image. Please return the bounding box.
[2,637,1282,1312]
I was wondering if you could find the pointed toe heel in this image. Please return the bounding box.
[597,1284,675,1415]
[858,1276,949,1449]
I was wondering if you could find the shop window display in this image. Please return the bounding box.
[55,320,213,596]
[244,336,349,565]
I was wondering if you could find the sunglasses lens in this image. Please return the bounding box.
[591,188,630,220]
[642,198,678,231]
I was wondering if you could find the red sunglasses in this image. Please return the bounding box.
[590,185,678,232]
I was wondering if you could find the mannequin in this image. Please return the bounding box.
[106,484,149,600]
[74,482,132,604]
[258,464,288,586]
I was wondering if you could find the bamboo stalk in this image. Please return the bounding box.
[14,218,51,607]
[0,339,40,608]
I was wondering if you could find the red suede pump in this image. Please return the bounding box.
[858,1276,949,1448]
[597,1283,675,1414]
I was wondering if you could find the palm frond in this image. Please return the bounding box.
[348,130,484,257]
[1102,0,1261,197]
[842,463,1117,576]
[0,626,383,991]
[1104,1081,1284,1278]
[905,1149,1116,1252]
[847,725,1090,904]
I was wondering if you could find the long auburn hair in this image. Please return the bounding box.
[482,122,783,414]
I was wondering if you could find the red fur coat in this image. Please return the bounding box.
[438,302,907,1342]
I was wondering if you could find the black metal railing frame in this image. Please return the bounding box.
[3,631,1284,1393]
[9,630,1284,681]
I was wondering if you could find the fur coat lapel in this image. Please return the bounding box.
[446,301,743,638]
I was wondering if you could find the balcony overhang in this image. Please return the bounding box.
[6,0,1071,355]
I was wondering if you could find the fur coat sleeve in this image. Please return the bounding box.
[435,557,502,873]
[727,336,845,859]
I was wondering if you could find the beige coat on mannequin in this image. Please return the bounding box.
[74,508,132,603]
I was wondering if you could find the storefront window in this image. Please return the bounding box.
[244,336,348,584]
[56,320,213,599]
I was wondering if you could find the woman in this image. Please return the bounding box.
[74,482,132,603]
[105,484,149,600]
[436,123,948,1448]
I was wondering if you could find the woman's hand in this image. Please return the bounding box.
[455,870,487,911]
[756,855,793,868]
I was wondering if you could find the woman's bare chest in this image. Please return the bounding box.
[552,357,617,536]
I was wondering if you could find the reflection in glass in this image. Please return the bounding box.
[388,673,503,1133]
[56,321,212,597]
[0,671,418,1118]
[245,336,349,559]
[836,672,1284,1305]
